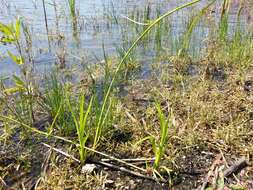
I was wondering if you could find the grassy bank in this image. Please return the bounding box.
[0,0,253,189]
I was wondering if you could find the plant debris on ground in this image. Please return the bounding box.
[0,0,253,189]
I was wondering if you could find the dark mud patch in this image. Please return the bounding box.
[0,141,46,189]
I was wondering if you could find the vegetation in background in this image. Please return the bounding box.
[68,0,78,37]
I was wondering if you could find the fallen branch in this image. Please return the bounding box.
[42,143,81,163]
[42,143,166,183]
[224,157,248,178]
[91,160,166,183]
[200,156,249,190]
[101,157,155,163]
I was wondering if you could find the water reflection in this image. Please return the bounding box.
[0,0,252,76]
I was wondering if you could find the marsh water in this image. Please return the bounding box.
[0,0,251,77]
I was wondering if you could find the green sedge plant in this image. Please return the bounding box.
[135,102,174,170]
[43,74,74,134]
[67,94,94,163]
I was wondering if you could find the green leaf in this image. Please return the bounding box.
[0,22,13,36]
[3,75,26,95]
[15,19,21,39]
[0,36,16,43]
[3,86,25,95]
[12,75,25,88]
[134,136,153,147]
[7,51,24,65]
[230,184,247,190]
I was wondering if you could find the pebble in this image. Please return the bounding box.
[81,164,97,174]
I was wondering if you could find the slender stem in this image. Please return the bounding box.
[42,0,51,49]
[95,0,202,148]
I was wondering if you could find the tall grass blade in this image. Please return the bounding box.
[68,0,78,37]
[178,0,216,57]
[67,94,94,163]
[95,0,201,150]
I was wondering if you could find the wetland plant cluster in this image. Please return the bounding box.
[0,0,253,189]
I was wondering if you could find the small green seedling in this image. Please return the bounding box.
[135,102,174,170]
[67,94,94,163]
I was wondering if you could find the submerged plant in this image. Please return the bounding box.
[42,0,50,48]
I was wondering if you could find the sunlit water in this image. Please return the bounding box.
[0,0,251,77]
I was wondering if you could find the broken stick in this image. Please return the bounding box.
[224,157,248,178]
[42,143,166,183]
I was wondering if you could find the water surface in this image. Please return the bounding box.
[0,0,251,77]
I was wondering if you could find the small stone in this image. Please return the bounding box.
[105,179,114,185]
[81,164,97,174]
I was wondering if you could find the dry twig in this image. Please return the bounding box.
[224,157,248,178]
[42,143,166,183]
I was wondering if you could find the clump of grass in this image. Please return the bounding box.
[204,0,253,68]
[135,102,174,170]
[43,74,74,134]
[153,103,174,169]
[67,94,93,163]
[178,0,215,57]
[219,0,230,41]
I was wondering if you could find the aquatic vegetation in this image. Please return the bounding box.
[68,0,78,37]
[43,74,73,134]
[68,0,76,20]
[1,0,253,189]
[178,0,216,57]
[0,19,23,65]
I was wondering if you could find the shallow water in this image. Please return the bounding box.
[0,0,251,77]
